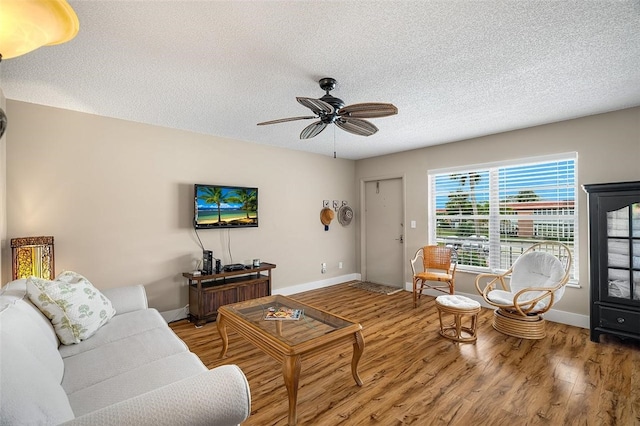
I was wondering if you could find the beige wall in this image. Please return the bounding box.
[355,106,640,317]
[0,89,6,280]
[4,99,639,319]
[3,100,357,312]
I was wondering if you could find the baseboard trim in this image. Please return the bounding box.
[275,273,362,296]
[161,306,189,323]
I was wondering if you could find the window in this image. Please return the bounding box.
[428,153,578,280]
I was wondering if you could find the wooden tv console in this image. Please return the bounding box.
[183,262,275,326]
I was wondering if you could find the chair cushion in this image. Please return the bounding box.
[489,251,567,311]
[511,251,565,291]
[486,289,548,311]
[415,272,452,282]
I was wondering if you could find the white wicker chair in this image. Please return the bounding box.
[475,241,572,339]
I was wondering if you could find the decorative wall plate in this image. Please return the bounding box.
[338,205,354,226]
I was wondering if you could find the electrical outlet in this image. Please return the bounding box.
[333,200,339,210]
[321,262,327,273]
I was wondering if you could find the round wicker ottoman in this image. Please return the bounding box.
[435,295,481,343]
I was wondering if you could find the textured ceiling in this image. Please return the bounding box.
[2,1,639,160]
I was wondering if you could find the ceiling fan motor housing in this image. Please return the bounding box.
[318,78,343,123]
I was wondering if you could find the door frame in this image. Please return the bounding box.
[359,174,406,286]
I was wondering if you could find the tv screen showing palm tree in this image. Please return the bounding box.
[194,184,258,229]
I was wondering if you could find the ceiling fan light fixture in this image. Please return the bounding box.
[0,0,79,60]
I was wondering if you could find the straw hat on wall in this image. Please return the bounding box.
[320,207,334,226]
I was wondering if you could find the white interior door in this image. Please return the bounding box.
[364,178,404,287]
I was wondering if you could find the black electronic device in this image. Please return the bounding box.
[215,259,222,274]
[202,250,213,275]
[223,263,247,272]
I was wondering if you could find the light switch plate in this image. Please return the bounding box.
[323,200,329,208]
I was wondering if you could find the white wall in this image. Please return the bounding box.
[3,100,357,312]
[355,107,640,317]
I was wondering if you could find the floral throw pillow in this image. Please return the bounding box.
[26,271,116,345]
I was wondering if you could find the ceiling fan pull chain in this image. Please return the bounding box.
[333,126,336,158]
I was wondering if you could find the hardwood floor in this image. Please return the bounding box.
[170,282,640,425]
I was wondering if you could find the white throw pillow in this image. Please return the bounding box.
[26,272,116,345]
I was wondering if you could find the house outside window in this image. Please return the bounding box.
[428,153,578,280]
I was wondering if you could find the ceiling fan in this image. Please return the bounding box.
[257,77,398,139]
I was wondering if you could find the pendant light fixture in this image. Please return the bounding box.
[0,0,79,60]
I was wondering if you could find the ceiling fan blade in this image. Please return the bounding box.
[296,97,335,115]
[257,116,316,126]
[300,121,328,139]
[335,118,378,137]
[338,103,398,119]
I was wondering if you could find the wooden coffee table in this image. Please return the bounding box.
[217,294,365,425]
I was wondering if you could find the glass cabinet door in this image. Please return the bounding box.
[605,202,640,302]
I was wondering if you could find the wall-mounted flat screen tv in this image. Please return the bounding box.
[194,184,258,229]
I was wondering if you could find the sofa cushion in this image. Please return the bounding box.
[0,320,74,425]
[0,278,29,299]
[61,326,190,394]
[26,272,116,345]
[0,298,65,381]
[67,351,207,416]
[1,280,61,355]
[59,308,168,358]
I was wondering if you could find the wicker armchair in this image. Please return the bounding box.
[411,245,457,308]
[475,241,572,339]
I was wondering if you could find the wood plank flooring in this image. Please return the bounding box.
[169,282,640,425]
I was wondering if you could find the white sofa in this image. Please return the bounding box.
[0,279,251,425]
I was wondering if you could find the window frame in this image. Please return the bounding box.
[428,152,579,284]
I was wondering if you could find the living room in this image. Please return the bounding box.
[1,1,639,424]
[3,97,639,316]
[1,1,639,319]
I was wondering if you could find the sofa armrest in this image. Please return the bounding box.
[62,365,251,426]
[100,285,148,314]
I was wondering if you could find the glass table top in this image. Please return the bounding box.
[219,294,358,347]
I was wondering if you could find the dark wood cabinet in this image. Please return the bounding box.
[183,263,275,326]
[583,181,640,342]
